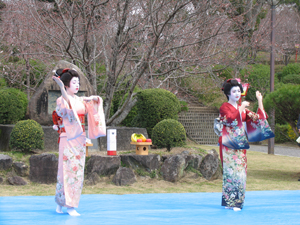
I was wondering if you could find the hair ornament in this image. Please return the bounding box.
[62,68,70,74]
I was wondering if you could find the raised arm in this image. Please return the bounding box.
[256,91,264,111]
[52,76,70,107]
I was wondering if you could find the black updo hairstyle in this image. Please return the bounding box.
[222,79,243,100]
[54,68,80,88]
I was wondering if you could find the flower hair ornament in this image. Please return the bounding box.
[62,68,70,74]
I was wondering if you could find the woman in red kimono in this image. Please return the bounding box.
[52,68,106,216]
[219,79,274,211]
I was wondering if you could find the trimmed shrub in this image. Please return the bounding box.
[278,63,300,82]
[9,120,44,153]
[263,84,300,137]
[0,78,6,89]
[0,88,28,124]
[132,89,181,137]
[275,124,290,143]
[282,74,300,84]
[240,64,279,101]
[152,119,186,152]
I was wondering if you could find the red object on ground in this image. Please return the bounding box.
[107,151,117,156]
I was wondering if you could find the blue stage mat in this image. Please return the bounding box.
[0,190,299,225]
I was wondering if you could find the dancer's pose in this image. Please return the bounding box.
[52,68,106,216]
[218,79,274,211]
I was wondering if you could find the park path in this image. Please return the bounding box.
[208,144,300,158]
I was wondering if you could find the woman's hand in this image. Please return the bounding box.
[53,125,59,131]
[241,101,250,108]
[83,96,99,102]
[256,91,264,110]
[256,91,263,102]
[239,101,250,113]
[52,76,64,88]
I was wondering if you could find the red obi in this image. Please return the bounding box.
[52,111,85,143]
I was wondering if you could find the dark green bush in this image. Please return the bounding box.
[9,120,44,153]
[132,89,181,137]
[275,124,290,143]
[152,119,186,152]
[282,74,300,84]
[0,88,28,124]
[0,78,6,89]
[240,64,279,101]
[263,84,300,137]
[109,85,140,127]
[278,63,300,82]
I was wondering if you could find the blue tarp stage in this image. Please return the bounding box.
[0,190,299,225]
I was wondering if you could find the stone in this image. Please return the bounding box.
[7,176,27,185]
[161,155,171,162]
[0,176,3,184]
[120,154,160,172]
[0,154,13,170]
[199,149,219,181]
[180,151,190,155]
[183,154,203,170]
[28,60,95,126]
[0,125,14,151]
[112,167,137,186]
[160,155,186,182]
[85,172,101,186]
[13,162,29,177]
[86,155,121,176]
[29,153,58,184]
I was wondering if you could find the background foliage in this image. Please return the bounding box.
[152,119,186,152]
[0,88,28,124]
[9,119,44,153]
[132,89,181,137]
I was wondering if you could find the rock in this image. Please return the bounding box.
[0,177,3,184]
[85,172,101,186]
[161,155,171,162]
[112,167,137,186]
[86,155,121,176]
[120,154,160,172]
[29,154,58,184]
[0,154,13,170]
[183,154,203,170]
[180,151,190,155]
[211,163,223,180]
[7,176,27,185]
[199,149,219,181]
[13,162,29,177]
[161,155,186,182]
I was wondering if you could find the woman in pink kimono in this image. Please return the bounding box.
[52,68,106,216]
[218,79,274,211]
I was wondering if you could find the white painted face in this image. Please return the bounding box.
[228,86,241,102]
[67,77,80,94]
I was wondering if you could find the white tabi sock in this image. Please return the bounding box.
[233,207,241,211]
[67,207,80,216]
[56,205,63,214]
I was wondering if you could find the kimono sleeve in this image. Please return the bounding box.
[85,96,106,139]
[245,108,274,142]
[56,96,83,140]
[220,103,249,150]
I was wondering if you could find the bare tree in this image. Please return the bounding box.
[1,0,250,125]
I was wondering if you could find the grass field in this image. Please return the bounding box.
[1,144,300,197]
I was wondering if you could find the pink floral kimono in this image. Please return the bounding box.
[54,95,106,208]
[218,102,274,209]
